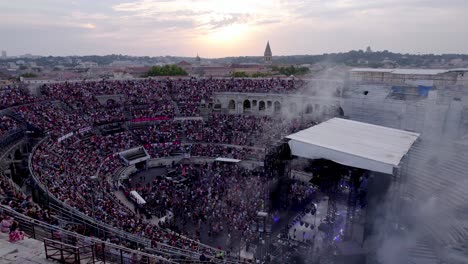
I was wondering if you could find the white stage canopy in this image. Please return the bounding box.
[286,118,420,174]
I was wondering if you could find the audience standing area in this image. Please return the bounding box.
[285,118,419,263]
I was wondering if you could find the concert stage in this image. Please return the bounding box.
[276,118,421,263]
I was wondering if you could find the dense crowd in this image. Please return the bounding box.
[37,78,303,118]
[0,87,38,110]
[0,116,21,139]
[32,136,231,256]
[0,77,313,259]
[17,102,89,137]
[289,182,316,210]
[132,163,271,242]
[0,173,58,242]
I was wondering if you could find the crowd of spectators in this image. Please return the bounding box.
[38,78,303,118]
[0,77,312,258]
[132,163,271,242]
[17,102,90,137]
[187,144,263,160]
[0,116,21,139]
[31,127,266,256]
[289,182,316,210]
[0,87,39,110]
[86,107,127,126]
[0,172,59,242]
[131,121,182,144]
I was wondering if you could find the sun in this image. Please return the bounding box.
[206,24,249,44]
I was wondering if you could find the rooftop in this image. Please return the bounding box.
[287,118,420,174]
[351,68,468,75]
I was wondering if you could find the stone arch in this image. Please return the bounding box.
[305,104,313,114]
[243,100,251,111]
[228,100,236,110]
[259,101,266,111]
[274,101,281,112]
[337,106,345,116]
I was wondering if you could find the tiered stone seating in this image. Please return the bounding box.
[404,141,468,251]
[0,232,52,264]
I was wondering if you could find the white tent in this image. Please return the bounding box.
[130,190,147,205]
[286,118,420,174]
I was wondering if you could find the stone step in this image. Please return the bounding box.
[0,232,54,264]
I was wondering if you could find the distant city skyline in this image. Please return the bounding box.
[1,1,468,58]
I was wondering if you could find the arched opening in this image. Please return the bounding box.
[228,100,236,110]
[274,101,281,112]
[259,101,266,111]
[305,104,313,114]
[243,100,251,111]
[337,106,345,116]
[213,99,221,110]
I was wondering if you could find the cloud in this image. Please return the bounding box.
[0,0,467,56]
[202,13,251,30]
[111,0,289,32]
[80,23,96,29]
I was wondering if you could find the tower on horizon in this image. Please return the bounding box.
[264,41,272,64]
[195,53,201,66]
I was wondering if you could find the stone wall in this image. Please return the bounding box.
[212,92,343,121]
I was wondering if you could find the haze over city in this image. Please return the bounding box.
[1,0,468,57]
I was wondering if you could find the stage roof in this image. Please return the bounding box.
[286,118,420,174]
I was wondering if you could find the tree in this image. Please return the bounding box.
[20,72,38,78]
[232,71,249,78]
[145,65,188,76]
[272,66,310,76]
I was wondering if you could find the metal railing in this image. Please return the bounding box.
[0,205,176,263]
[0,128,25,151]
[29,138,152,245]
[27,137,238,262]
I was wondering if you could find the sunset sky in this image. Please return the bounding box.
[1,0,468,57]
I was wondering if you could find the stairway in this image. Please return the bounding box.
[407,241,440,264]
[171,100,181,116]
